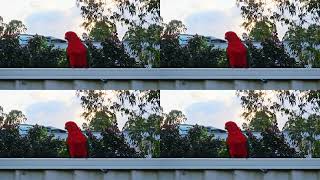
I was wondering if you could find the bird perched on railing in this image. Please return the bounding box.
[225,31,248,68]
[65,31,88,68]
[225,121,248,158]
[65,121,88,158]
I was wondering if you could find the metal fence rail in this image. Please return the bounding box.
[1,68,320,80]
[1,170,320,180]
[0,68,320,90]
[1,159,320,180]
[1,158,320,170]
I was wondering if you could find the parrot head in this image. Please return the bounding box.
[65,121,81,133]
[225,121,241,133]
[65,31,81,42]
[225,31,241,43]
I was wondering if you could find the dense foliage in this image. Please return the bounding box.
[245,124,301,158]
[244,35,299,68]
[0,35,68,68]
[84,35,138,68]
[237,90,320,157]
[160,124,227,158]
[236,0,320,67]
[77,0,161,68]
[123,114,161,158]
[160,34,228,68]
[0,124,141,158]
[86,125,141,158]
[0,16,144,68]
[0,125,66,158]
[123,24,161,67]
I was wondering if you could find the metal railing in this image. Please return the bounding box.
[0,68,319,80]
[0,68,319,90]
[1,158,320,170]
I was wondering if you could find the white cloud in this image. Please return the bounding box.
[161,90,236,113]
[25,7,85,39]
[160,0,235,23]
[161,90,289,130]
[184,9,244,40]
[161,0,288,39]
[160,90,244,129]
[0,0,128,39]
[0,91,81,129]
[0,91,132,130]
[28,0,76,11]
[0,0,76,21]
[25,99,84,129]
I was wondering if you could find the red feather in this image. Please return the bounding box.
[65,121,88,158]
[225,31,248,68]
[225,121,248,158]
[65,31,88,68]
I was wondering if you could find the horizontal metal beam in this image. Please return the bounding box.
[0,68,319,80]
[0,68,319,90]
[1,158,320,170]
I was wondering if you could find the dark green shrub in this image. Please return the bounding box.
[86,125,141,158]
[160,124,226,158]
[25,125,67,158]
[0,125,29,157]
[160,35,228,68]
[85,36,138,68]
[160,124,189,157]
[0,35,26,67]
[0,35,67,68]
[0,125,66,158]
[245,37,298,68]
[246,125,301,158]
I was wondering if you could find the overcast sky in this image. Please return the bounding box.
[161,90,288,130]
[0,0,128,39]
[0,90,293,131]
[0,91,130,130]
[161,0,288,39]
[0,0,85,39]
[0,0,289,40]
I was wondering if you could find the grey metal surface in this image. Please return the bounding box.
[0,79,319,90]
[0,170,320,180]
[1,159,320,179]
[1,68,320,80]
[0,68,320,90]
[1,158,320,170]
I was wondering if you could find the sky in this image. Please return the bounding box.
[0,90,129,130]
[0,91,83,129]
[0,90,297,131]
[0,0,289,40]
[0,0,86,39]
[0,0,128,39]
[160,90,288,130]
[160,0,288,39]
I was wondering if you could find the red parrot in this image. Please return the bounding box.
[225,121,248,158]
[65,31,88,68]
[225,31,248,68]
[65,121,88,158]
